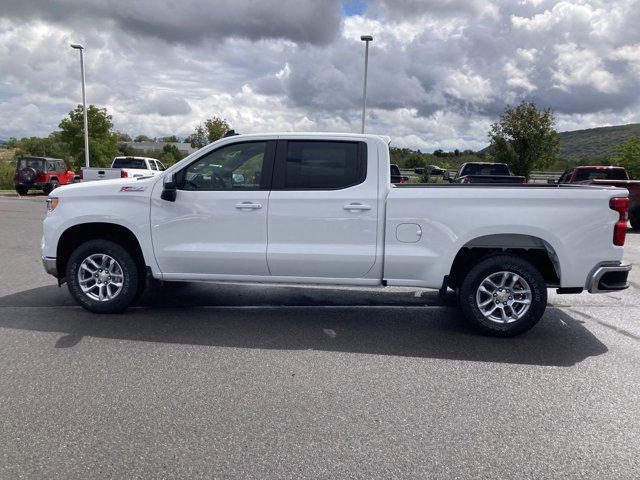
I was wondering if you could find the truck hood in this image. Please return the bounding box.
[50,175,159,199]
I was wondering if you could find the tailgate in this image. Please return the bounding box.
[81,167,121,181]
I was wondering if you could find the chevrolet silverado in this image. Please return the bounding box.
[42,133,631,336]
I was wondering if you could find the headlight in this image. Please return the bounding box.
[46,197,59,213]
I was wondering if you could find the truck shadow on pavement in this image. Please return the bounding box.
[0,283,607,367]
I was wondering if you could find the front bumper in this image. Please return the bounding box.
[42,256,58,276]
[587,263,632,293]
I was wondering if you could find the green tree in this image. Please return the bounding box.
[405,155,426,169]
[134,134,153,142]
[185,125,207,149]
[611,136,640,179]
[489,101,559,179]
[116,132,132,142]
[161,135,179,143]
[203,116,230,142]
[59,105,120,168]
[11,133,68,159]
[161,144,184,165]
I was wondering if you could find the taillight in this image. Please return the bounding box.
[121,170,128,178]
[520,177,527,184]
[399,177,405,183]
[78,170,83,180]
[463,176,472,183]
[610,197,628,246]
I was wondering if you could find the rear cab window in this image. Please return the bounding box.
[112,158,146,169]
[574,168,628,181]
[461,163,510,176]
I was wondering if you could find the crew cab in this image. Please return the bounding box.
[81,156,165,182]
[42,133,631,336]
[14,157,77,195]
[446,162,526,184]
[553,166,640,229]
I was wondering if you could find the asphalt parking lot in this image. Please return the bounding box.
[0,195,639,479]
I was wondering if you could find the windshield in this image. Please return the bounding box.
[461,163,509,176]
[390,165,401,175]
[112,158,147,169]
[574,168,628,181]
[17,158,45,170]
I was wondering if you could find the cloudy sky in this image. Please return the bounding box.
[1,0,640,151]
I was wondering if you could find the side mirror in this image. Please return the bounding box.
[161,173,177,202]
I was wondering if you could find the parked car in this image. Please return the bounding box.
[552,166,640,229]
[390,164,409,183]
[42,133,631,337]
[414,165,447,176]
[446,162,526,184]
[13,157,78,195]
[81,156,165,182]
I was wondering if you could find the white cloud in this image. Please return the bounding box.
[1,1,640,151]
[553,43,619,94]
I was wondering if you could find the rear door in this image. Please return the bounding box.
[267,139,378,278]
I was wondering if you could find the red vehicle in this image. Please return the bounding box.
[555,166,640,230]
[13,157,78,196]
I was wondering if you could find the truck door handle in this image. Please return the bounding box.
[343,203,372,211]
[235,202,262,210]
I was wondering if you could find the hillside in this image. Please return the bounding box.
[479,123,640,163]
[557,123,640,161]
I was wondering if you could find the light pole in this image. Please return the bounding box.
[360,35,373,134]
[71,43,90,168]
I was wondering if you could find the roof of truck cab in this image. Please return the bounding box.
[574,165,625,170]
[218,132,391,142]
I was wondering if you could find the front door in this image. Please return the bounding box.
[151,140,275,277]
[267,139,379,278]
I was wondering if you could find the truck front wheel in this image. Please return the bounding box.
[458,254,547,337]
[66,239,139,313]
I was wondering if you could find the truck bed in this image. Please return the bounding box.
[384,183,627,289]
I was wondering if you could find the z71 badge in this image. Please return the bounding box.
[120,186,146,192]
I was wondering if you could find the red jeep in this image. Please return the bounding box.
[13,157,78,196]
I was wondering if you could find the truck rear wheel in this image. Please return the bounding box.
[15,186,28,196]
[66,239,139,313]
[458,254,547,337]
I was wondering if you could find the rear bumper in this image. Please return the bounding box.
[587,263,632,293]
[42,256,58,276]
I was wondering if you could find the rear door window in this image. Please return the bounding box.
[277,141,366,190]
[112,158,146,169]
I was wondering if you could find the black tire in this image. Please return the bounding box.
[458,254,547,337]
[630,206,640,231]
[66,239,139,313]
[15,186,28,196]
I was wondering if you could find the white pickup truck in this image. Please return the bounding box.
[81,156,165,181]
[42,133,631,336]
